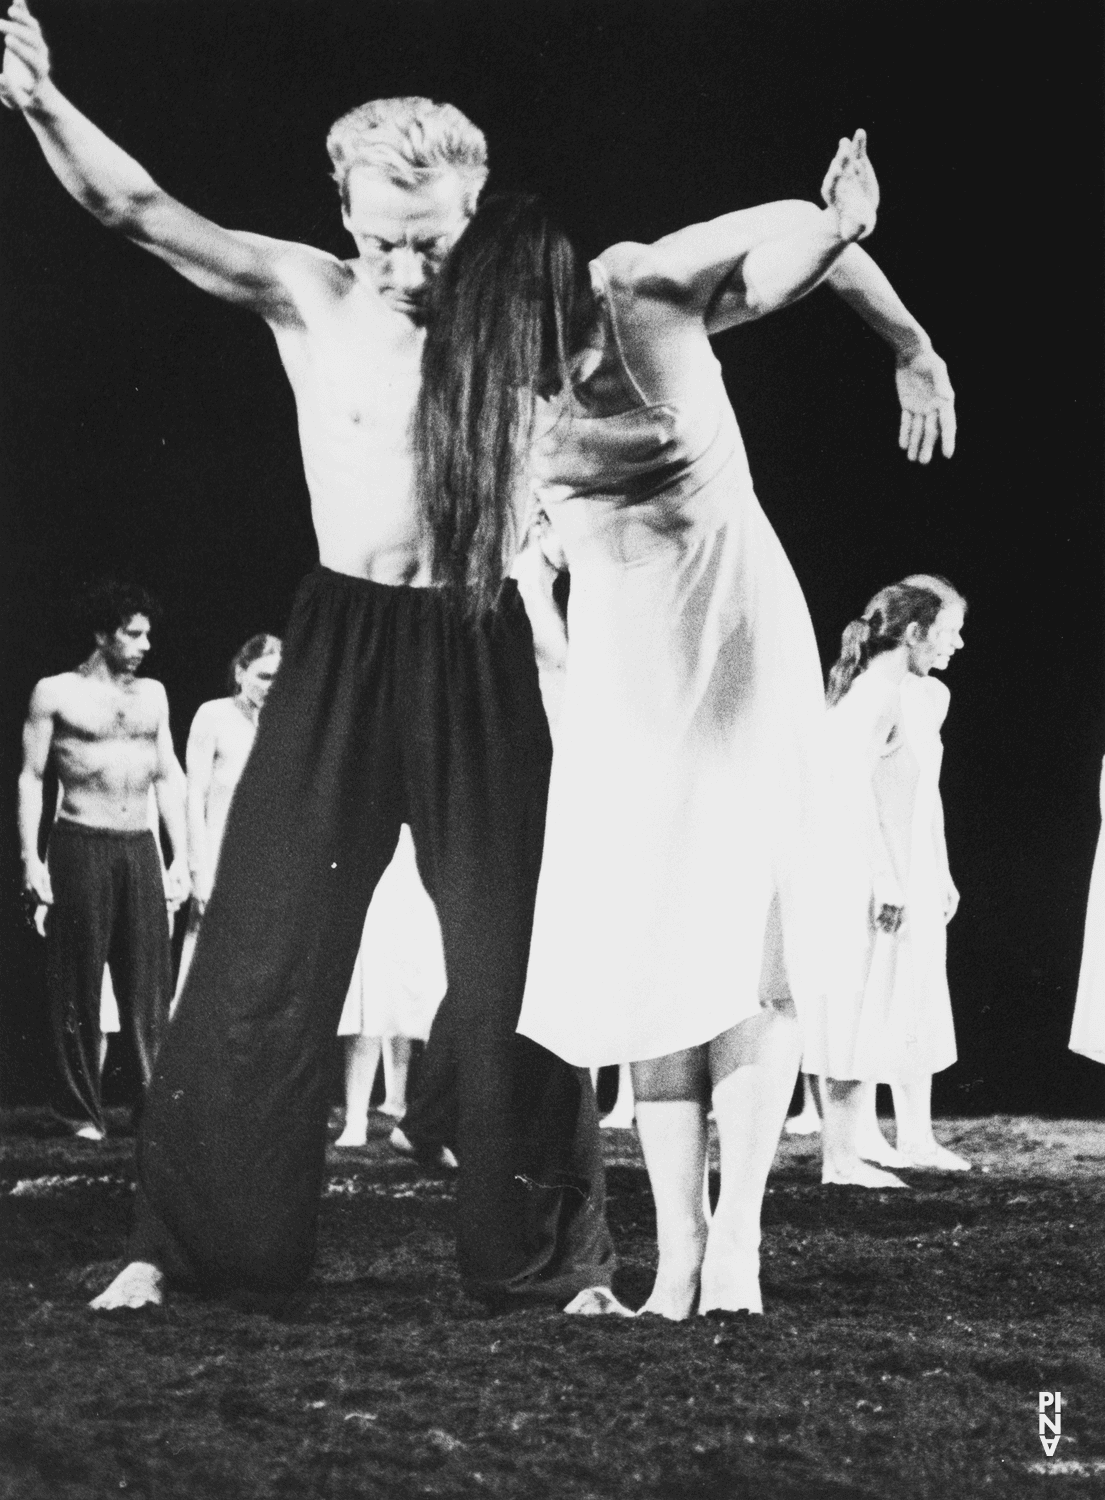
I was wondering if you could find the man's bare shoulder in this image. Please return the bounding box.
[250,235,356,310]
[191,696,237,730]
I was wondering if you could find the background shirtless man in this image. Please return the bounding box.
[18,580,188,1140]
[1,0,953,1314]
[173,634,283,999]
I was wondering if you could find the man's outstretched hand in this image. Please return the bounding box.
[896,347,956,463]
[0,0,50,112]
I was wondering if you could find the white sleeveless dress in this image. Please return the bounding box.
[801,670,958,1079]
[515,253,830,1067]
[337,824,447,1041]
[1069,756,1105,1064]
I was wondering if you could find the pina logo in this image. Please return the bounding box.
[1038,1392,1063,1457]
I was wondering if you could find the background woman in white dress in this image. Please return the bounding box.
[802,578,969,1186]
[416,132,956,1317]
[334,824,448,1147]
[176,634,282,998]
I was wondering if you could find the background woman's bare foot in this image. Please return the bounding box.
[822,1161,907,1189]
[563,1286,635,1317]
[89,1261,164,1310]
[898,1143,971,1171]
[334,1125,367,1147]
[855,1130,908,1168]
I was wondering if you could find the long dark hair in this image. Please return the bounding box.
[414,192,593,617]
[826,578,965,705]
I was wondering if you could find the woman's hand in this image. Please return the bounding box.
[821,129,879,243]
[896,348,957,463]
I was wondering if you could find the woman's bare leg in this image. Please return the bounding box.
[890,1071,971,1169]
[821,1077,906,1187]
[379,1036,412,1118]
[601,1061,636,1129]
[785,1071,822,1135]
[335,1035,381,1147]
[698,996,802,1315]
[853,1080,908,1167]
[631,1047,710,1319]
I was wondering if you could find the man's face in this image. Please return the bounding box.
[97,614,151,677]
[236,650,282,711]
[343,168,469,323]
[908,602,965,676]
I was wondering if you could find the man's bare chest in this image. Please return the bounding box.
[56,685,159,750]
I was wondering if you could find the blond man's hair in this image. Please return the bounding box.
[327,97,488,214]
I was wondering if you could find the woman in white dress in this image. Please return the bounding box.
[334,824,448,1147]
[176,634,282,998]
[1069,755,1105,1065]
[415,131,956,1317]
[802,578,969,1186]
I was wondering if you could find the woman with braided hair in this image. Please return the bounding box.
[801,577,969,1187]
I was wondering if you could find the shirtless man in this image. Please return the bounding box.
[174,634,282,998]
[2,1,622,1317]
[1,2,953,1314]
[18,581,189,1140]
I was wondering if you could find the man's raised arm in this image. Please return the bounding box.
[0,0,313,321]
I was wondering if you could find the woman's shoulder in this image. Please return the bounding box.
[907,673,951,724]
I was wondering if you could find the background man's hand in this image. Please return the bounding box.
[0,0,51,112]
[896,347,956,462]
[165,859,192,910]
[22,855,52,908]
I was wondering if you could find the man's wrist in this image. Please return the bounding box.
[22,75,62,121]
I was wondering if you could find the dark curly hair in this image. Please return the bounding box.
[80,578,161,646]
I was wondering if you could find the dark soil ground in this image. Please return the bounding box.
[2,1110,1103,1500]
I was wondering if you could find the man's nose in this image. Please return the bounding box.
[390,247,428,289]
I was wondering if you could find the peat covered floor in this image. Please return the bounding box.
[2,1110,1104,1499]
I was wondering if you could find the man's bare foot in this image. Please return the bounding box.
[897,1143,971,1171]
[89,1261,164,1311]
[376,1100,406,1120]
[335,1125,368,1148]
[563,1286,635,1317]
[74,1123,105,1141]
[784,1108,821,1137]
[822,1160,907,1188]
[388,1126,458,1171]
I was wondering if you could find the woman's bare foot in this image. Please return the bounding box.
[74,1123,105,1141]
[376,1099,406,1120]
[335,1125,368,1147]
[600,1106,635,1130]
[698,1242,763,1317]
[563,1286,635,1317]
[897,1142,971,1171]
[855,1129,908,1168]
[822,1160,907,1188]
[89,1261,164,1311]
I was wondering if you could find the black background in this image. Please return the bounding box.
[1,0,1102,1115]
